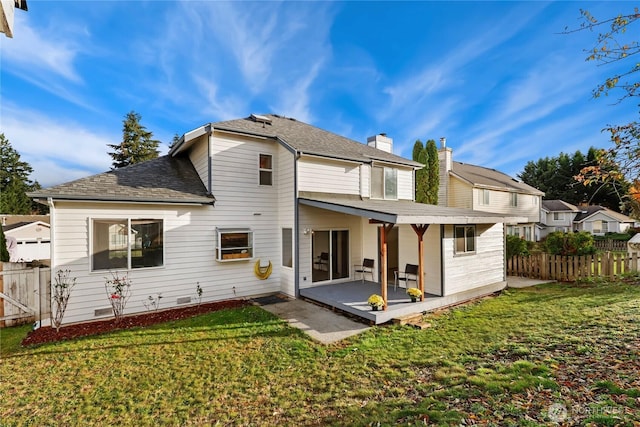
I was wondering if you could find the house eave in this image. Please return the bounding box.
[30,194,215,206]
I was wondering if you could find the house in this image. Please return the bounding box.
[30,114,526,325]
[573,205,635,236]
[0,0,28,38]
[437,140,544,241]
[1,215,50,263]
[537,200,581,240]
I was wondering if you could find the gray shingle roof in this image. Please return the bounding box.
[542,199,579,212]
[451,161,544,195]
[210,114,422,167]
[29,156,214,204]
[573,205,634,223]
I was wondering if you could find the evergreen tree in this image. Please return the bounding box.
[108,111,160,169]
[0,134,42,214]
[425,139,439,205]
[0,226,9,262]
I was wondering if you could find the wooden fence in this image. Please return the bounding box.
[594,240,628,252]
[0,262,51,327]
[507,252,640,282]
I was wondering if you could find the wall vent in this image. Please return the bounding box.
[94,307,113,317]
[177,296,192,305]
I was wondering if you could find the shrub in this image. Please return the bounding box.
[506,235,529,258]
[544,231,596,256]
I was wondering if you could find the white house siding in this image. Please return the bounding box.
[298,157,360,195]
[448,176,472,209]
[397,168,414,201]
[277,144,295,297]
[360,164,370,198]
[298,205,363,289]
[397,225,441,295]
[473,189,540,223]
[441,223,505,296]
[578,212,630,235]
[5,223,51,262]
[187,134,210,191]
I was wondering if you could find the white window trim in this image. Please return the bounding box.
[90,218,165,272]
[216,228,254,262]
[454,225,476,255]
[371,166,398,200]
[259,153,273,186]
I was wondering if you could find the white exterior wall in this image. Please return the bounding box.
[188,135,209,192]
[298,157,360,195]
[298,205,362,289]
[472,189,540,223]
[449,176,472,209]
[442,223,505,296]
[578,212,630,235]
[277,144,296,297]
[397,168,414,201]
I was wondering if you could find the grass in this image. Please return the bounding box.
[1,281,639,426]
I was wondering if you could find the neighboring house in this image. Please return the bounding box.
[573,205,635,236]
[31,114,525,325]
[437,140,544,241]
[1,215,50,262]
[538,200,581,240]
[0,0,28,38]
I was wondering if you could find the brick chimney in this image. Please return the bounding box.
[367,133,393,153]
[437,137,452,207]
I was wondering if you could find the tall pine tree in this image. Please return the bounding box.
[0,134,43,214]
[108,111,160,169]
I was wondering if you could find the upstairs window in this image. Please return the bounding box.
[553,212,561,221]
[454,225,475,254]
[510,192,518,207]
[371,166,397,199]
[479,189,490,205]
[259,154,272,186]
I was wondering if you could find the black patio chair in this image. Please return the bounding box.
[394,263,418,291]
[354,258,374,283]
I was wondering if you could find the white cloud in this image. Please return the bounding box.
[2,104,116,187]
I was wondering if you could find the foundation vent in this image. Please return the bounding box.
[94,307,113,317]
[177,296,192,305]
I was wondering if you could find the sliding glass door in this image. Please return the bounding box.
[312,229,349,283]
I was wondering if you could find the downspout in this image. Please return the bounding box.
[47,198,55,270]
[294,151,300,297]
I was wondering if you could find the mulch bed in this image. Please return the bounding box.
[22,299,250,347]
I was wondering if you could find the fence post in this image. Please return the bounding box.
[34,267,40,323]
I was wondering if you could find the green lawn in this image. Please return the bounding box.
[1,281,639,426]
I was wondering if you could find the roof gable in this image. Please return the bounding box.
[542,199,579,212]
[573,205,634,223]
[451,161,543,195]
[30,155,214,205]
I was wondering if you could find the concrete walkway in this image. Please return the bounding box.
[260,299,371,344]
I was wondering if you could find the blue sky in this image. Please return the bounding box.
[1,1,637,188]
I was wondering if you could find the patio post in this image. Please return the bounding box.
[380,223,394,310]
[411,224,429,301]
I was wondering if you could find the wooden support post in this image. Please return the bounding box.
[411,224,429,301]
[379,223,395,311]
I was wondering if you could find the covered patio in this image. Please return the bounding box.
[299,193,525,317]
[299,279,507,324]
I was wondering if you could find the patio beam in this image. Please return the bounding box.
[380,223,395,310]
[411,224,429,301]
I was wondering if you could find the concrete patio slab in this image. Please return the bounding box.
[260,299,371,345]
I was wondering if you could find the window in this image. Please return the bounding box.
[593,220,608,234]
[524,226,531,241]
[92,219,163,271]
[371,166,397,199]
[479,189,490,205]
[553,212,561,221]
[510,192,518,207]
[454,225,475,254]
[282,228,292,268]
[217,229,253,261]
[259,154,272,186]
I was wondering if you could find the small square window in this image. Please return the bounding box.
[259,154,272,186]
[217,229,253,261]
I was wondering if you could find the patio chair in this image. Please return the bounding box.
[394,263,418,291]
[314,252,329,271]
[353,258,374,283]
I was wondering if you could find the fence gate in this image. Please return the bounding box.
[0,262,51,327]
